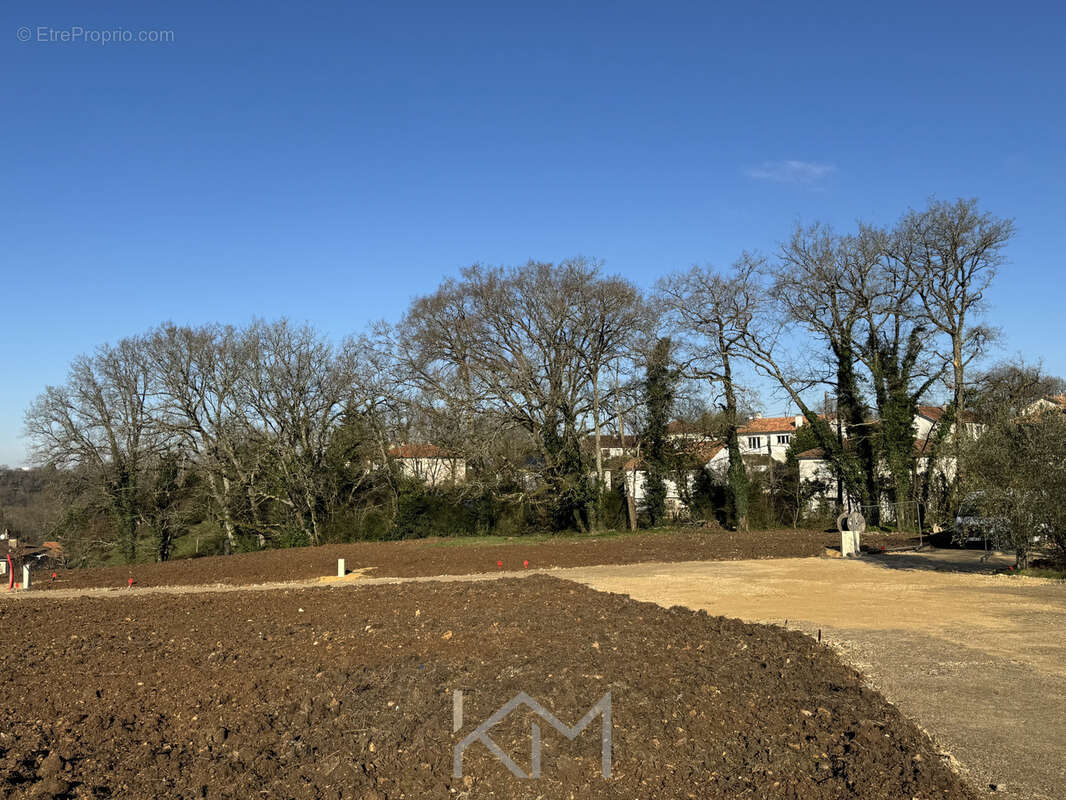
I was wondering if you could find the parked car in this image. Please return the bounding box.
[954,494,1007,546]
[954,492,1049,547]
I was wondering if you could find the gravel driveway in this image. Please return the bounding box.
[559,550,1066,800]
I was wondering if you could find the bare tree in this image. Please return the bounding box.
[898,199,1013,498]
[241,319,362,546]
[568,272,644,529]
[836,223,946,508]
[395,259,640,530]
[658,261,760,530]
[381,283,528,504]
[901,198,1013,418]
[684,252,868,510]
[970,362,1066,411]
[139,451,193,562]
[25,336,167,562]
[148,323,256,554]
[770,224,884,512]
[573,272,644,488]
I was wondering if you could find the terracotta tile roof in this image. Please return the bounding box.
[669,413,838,438]
[738,415,800,434]
[691,442,726,461]
[388,444,454,459]
[917,405,977,423]
[620,442,726,471]
[917,405,946,422]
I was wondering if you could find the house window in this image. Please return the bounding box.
[776,434,791,445]
[747,436,761,449]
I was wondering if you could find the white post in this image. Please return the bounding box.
[22,565,31,589]
[837,511,865,558]
[337,558,345,577]
[841,530,852,557]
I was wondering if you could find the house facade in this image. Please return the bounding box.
[590,434,639,461]
[606,404,994,517]
[795,405,982,511]
[736,414,804,462]
[1022,395,1066,419]
[913,405,982,441]
[603,414,807,516]
[387,444,467,486]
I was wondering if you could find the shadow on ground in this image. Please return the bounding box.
[862,547,1015,574]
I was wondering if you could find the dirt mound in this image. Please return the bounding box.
[0,576,970,799]
[37,529,913,591]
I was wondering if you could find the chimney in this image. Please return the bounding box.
[752,412,763,420]
[795,415,804,428]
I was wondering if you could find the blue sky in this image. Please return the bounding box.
[2,1,1064,466]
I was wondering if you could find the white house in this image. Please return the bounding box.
[736,414,805,461]
[795,405,982,510]
[1022,395,1066,419]
[387,444,467,486]
[589,434,639,461]
[611,442,724,515]
[616,463,691,514]
[913,405,982,441]
[693,414,819,478]
[601,413,813,515]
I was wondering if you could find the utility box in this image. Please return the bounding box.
[837,511,866,558]
[840,529,861,557]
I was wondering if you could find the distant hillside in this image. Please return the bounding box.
[0,466,58,542]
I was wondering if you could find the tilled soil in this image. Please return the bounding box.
[557,555,1066,799]
[0,576,971,799]
[36,529,910,591]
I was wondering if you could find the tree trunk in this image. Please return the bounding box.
[590,373,603,530]
[157,521,174,563]
[951,333,966,498]
[211,473,238,556]
[307,491,321,546]
[117,503,137,564]
[721,352,749,532]
[766,436,776,526]
[837,349,877,522]
[592,375,603,482]
[615,374,638,531]
[628,454,639,530]
[112,470,139,564]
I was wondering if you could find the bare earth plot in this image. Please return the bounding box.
[559,551,1066,800]
[4,541,1060,798]
[31,528,910,590]
[0,576,972,800]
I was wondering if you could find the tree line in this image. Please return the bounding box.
[22,197,1059,565]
